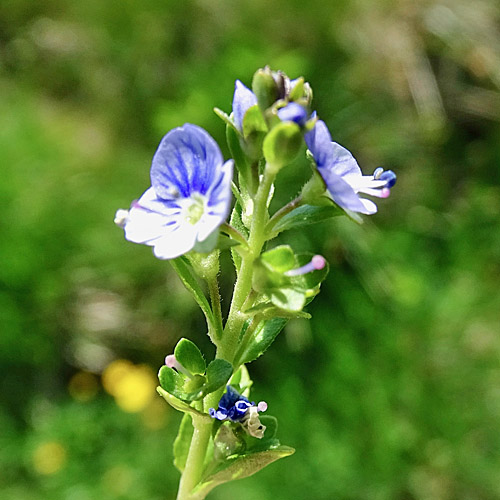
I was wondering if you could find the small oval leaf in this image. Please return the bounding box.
[174,338,206,375]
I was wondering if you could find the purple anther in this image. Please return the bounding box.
[285,255,327,277]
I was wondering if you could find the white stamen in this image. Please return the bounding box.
[114,209,129,228]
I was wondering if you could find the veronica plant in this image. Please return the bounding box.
[115,66,396,500]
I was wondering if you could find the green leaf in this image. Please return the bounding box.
[259,415,278,440]
[173,413,194,472]
[158,365,185,396]
[270,287,306,312]
[170,258,215,334]
[227,124,254,194]
[229,365,253,396]
[234,317,288,365]
[271,204,343,236]
[229,203,246,273]
[192,229,219,254]
[213,423,245,462]
[216,233,241,251]
[192,446,295,500]
[158,366,207,402]
[252,246,296,292]
[156,387,209,419]
[260,245,296,273]
[214,107,238,132]
[203,359,233,395]
[263,121,303,169]
[174,338,206,375]
[242,104,268,139]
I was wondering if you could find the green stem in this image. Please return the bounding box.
[175,165,277,499]
[265,195,302,236]
[220,222,249,248]
[175,387,225,500]
[219,167,276,361]
[207,274,223,341]
[176,416,212,500]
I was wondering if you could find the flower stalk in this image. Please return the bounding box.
[115,67,397,500]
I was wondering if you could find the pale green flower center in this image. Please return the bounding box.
[186,194,205,225]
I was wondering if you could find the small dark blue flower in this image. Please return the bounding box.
[305,120,396,215]
[115,124,233,259]
[209,386,268,438]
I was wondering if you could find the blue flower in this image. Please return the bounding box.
[277,102,308,126]
[305,120,396,215]
[232,80,258,131]
[116,124,233,259]
[210,386,268,438]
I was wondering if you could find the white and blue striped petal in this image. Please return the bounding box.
[305,120,396,215]
[232,80,258,131]
[117,124,233,259]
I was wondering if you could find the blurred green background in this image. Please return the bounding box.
[1,0,500,499]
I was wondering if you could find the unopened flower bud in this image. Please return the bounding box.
[252,67,280,112]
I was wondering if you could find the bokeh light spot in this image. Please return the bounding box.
[68,371,99,402]
[32,441,67,475]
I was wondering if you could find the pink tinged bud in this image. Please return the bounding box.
[165,355,179,368]
[380,188,391,198]
[164,354,193,378]
[257,401,268,412]
[285,255,327,277]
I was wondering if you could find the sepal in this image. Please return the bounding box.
[158,341,233,402]
[241,104,268,160]
[251,246,329,315]
[156,386,210,418]
[174,338,206,375]
[263,121,303,172]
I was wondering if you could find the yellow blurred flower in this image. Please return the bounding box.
[32,441,67,475]
[102,359,157,413]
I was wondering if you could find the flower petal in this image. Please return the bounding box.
[124,188,181,245]
[150,124,224,199]
[329,142,362,178]
[319,168,378,215]
[277,102,308,125]
[232,80,257,131]
[152,222,198,260]
[305,119,334,170]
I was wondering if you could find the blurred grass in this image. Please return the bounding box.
[1,0,500,499]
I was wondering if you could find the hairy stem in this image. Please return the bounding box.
[175,166,277,499]
[207,274,223,341]
[219,168,276,361]
[175,416,212,500]
[265,195,302,236]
